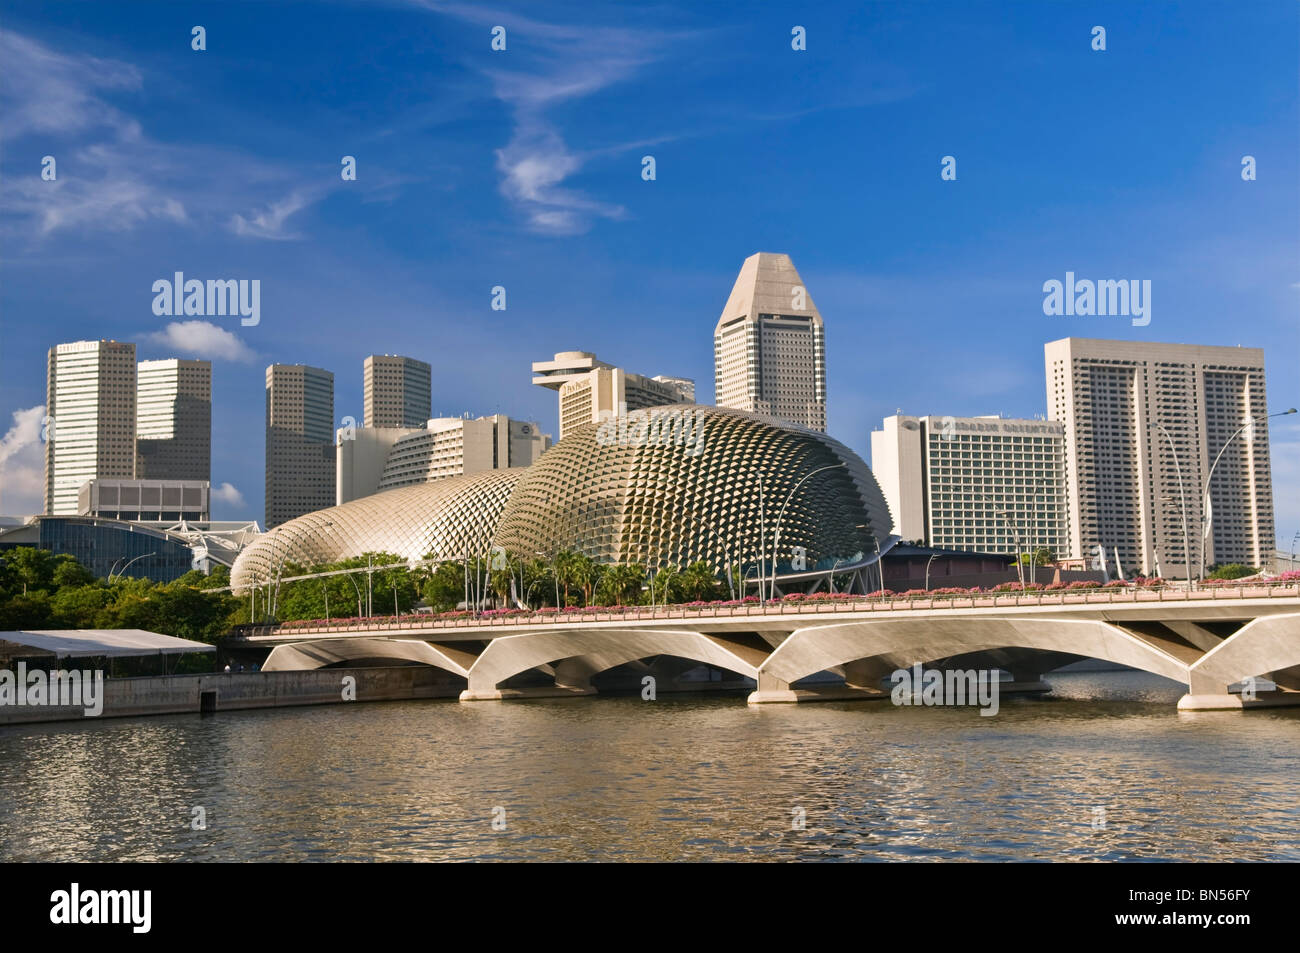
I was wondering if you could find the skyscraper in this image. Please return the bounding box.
[45,340,137,515]
[363,354,432,429]
[266,364,335,528]
[136,359,211,482]
[1045,337,1276,578]
[714,252,826,432]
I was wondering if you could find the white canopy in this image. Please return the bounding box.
[0,629,215,658]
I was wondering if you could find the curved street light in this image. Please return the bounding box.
[109,552,156,582]
[1199,408,1297,582]
[770,462,846,602]
[1150,423,1192,584]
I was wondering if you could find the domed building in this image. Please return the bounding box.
[230,469,523,591]
[230,406,895,591]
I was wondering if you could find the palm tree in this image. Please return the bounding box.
[553,550,580,607]
[572,553,602,606]
[678,561,720,602]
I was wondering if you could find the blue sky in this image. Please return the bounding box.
[1,0,1297,544]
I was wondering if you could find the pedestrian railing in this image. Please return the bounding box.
[235,581,1300,639]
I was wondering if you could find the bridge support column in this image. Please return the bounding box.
[1177,670,1300,711]
[459,666,597,702]
[1002,668,1052,695]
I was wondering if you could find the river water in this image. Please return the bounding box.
[2,671,1297,862]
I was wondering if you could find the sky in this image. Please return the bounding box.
[1,0,1297,545]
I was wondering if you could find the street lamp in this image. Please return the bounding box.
[997,509,1025,587]
[109,552,156,582]
[924,552,940,592]
[1199,408,1297,582]
[1150,423,1191,584]
[770,462,846,602]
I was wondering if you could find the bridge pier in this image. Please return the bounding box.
[1177,670,1300,711]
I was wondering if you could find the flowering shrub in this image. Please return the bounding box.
[1103,579,1131,589]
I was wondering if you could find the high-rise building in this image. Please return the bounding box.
[265,364,335,528]
[871,414,1068,556]
[1045,337,1276,577]
[363,354,432,428]
[714,252,826,432]
[45,340,137,515]
[532,351,692,439]
[136,359,211,482]
[337,414,551,503]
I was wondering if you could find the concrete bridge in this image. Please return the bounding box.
[227,585,1300,711]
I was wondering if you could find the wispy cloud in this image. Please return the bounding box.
[414,2,683,234]
[0,29,325,242]
[230,191,315,240]
[147,321,257,363]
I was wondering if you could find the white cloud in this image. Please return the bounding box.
[147,321,256,363]
[0,30,321,242]
[0,406,47,516]
[418,3,671,234]
[211,482,246,508]
[229,191,313,240]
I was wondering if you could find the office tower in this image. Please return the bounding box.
[337,414,552,503]
[265,364,335,528]
[871,414,1068,556]
[136,359,211,482]
[1045,337,1276,577]
[363,354,432,428]
[532,351,692,440]
[714,252,826,432]
[44,340,137,515]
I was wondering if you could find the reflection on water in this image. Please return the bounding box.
[1,671,1297,861]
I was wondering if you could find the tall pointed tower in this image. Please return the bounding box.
[713,252,826,432]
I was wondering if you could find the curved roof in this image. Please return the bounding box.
[492,405,892,573]
[230,406,895,592]
[230,469,523,591]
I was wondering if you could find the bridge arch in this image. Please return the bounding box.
[262,637,475,678]
[760,616,1193,688]
[462,627,768,700]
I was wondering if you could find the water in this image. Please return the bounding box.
[2,671,1298,861]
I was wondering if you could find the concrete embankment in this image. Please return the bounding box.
[0,667,462,725]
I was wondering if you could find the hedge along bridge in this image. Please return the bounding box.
[225,583,1300,711]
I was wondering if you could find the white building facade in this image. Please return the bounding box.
[45,340,137,515]
[871,414,1068,557]
[1045,337,1276,578]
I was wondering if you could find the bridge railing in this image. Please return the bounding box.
[231,580,1300,639]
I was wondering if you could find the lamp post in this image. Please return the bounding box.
[770,462,846,603]
[108,552,155,582]
[924,552,940,592]
[997,509,1025,587]
[1199,408,1297,582]
[321,580,329,623]
[1150,423,1191,584]
[1291,531,1300,572]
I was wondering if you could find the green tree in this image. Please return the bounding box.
[0,591,54,628]
[677,561,720,602]
[423,561,466,612]
[51,585,112,628]
[1207,563,1258,580]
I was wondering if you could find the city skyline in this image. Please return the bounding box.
[0,2,1296,544]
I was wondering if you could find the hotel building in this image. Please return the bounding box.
[1045,337,1276,577]
[265,364,335,528]
[871,414,1068,556]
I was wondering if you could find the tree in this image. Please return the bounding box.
[423,561,466,612]
[1207,563,1258,580]
[678,561,720,602]
[52,555,95,589]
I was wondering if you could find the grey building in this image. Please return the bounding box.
[266,364,335,528]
